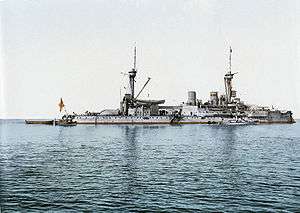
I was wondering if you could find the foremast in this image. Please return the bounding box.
[119,46,165,116]
[224,47,237,104]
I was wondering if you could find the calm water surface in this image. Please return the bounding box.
[0,120,299,212]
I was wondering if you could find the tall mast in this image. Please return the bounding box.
[229,46,232,74]
[224,47,234,103]
[134,46,136,70]
[129,45,137,99]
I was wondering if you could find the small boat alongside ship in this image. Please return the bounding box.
[25,120,54,125]
[25,118,77,127]
[220,118,258,126]
[56,115,77,126]
[26,99,77,126]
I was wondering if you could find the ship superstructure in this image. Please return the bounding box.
[72,47,295,125]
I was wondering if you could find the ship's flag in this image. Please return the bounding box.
[230,47,232,53]
[59,98,65,112]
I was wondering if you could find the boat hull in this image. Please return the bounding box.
[25,120,54,125]
[73,115,294,125]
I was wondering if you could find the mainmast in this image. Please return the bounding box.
[129,46,137,99]
[229,46,232,74]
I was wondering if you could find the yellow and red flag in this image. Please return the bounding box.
[58,98,65,112]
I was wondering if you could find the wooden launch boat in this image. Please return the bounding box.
[25,120,54,125]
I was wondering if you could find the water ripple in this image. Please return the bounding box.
[0,120,300,212]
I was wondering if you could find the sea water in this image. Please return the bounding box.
[0,120,299,212]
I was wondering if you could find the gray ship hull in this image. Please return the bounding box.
[74,114,294,125]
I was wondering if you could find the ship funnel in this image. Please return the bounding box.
[187,91,197,106]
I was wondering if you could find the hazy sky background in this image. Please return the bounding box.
[0,0,299,118]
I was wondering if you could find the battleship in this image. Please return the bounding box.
[60,47,294,125]
[25,47,295,125]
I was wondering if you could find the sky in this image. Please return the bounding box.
[0,0,299,118]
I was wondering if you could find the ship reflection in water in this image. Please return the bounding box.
[1,120,299,212]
